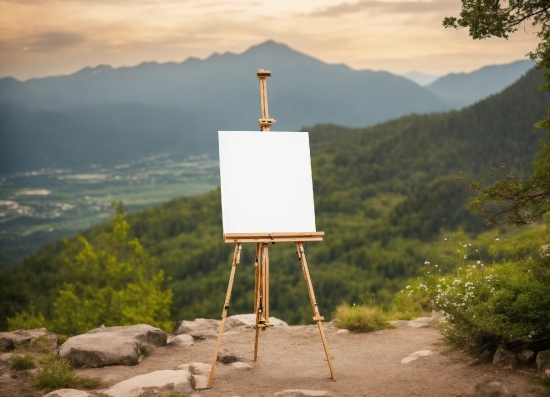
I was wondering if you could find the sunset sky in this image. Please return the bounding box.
[0,0,541,81]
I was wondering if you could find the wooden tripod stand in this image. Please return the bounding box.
[206,71,337,388]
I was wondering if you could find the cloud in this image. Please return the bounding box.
[309,0,457,17]
[26,32,86,52]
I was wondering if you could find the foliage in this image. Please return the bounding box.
[50,203,173,335]
[9,353,35,370]
[332,302,395,332]
[445,0,550,226]
[34,354,100,392]
[405,233,550,354]
[7,303,46,331]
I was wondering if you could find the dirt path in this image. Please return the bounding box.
[75,320,543,397]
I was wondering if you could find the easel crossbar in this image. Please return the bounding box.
[224,232,324,243]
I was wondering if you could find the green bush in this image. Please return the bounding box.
[9,353,35,370]
[7,304,46,331]
[413,237,550,355]
[34,355,100,392]
[332,302,395,332]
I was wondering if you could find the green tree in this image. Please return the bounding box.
[447,0,550,225]
[52,203,173,335]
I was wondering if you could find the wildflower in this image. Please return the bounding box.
[463,244,467,247]
[424,260,430,265]
[477,261,481,264]
[406,285,411,289]
[464,255,467,259]
[495,238,500,241]
[444,238,447,241]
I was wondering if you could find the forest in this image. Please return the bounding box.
[0,67,548,331]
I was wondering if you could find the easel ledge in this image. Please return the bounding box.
[224,231,324,243]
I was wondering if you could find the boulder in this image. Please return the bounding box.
[171,315,288,338]
[60,324,167,368]
[101,369,194,397]
[519,350,535,363]
[0,328,57,352]
[537,350,550,379]
[218,348,238,364]
[493,348,518,369]
[401,350,433,364]
[43,390,94,397]
[177,362,212,375]
[167,334,195,347]
[474,379,548,397]
[274,390,333,397]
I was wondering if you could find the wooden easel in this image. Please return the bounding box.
[207,70,337,388]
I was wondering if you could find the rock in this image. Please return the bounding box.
[60,324,167,368]
[193,374,208,390]
[474,379,548,397]
[167,334,195,347]
[401,350,433,364]
[231,361,252,369]
[101,369,194,397]
[274,390,333,397]
[537,350,550,379]
[87,324,167,347]
[43,390,95,397]
[493,348,518,369]
[539,244,550,257]
[336,329,349,335]
[0,328,57,352]
[172,315,288,339]
[178,362,212,375]
[172,318,220,339]
[519,350,535,363]
[218,348,238,364]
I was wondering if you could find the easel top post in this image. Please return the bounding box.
[257,69,276,131]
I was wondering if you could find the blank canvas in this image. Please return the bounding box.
[218,131,316,234]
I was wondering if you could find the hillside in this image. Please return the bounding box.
[0,68,547,331]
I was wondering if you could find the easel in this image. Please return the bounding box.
[207,70,337,388]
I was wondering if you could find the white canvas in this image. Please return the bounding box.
[218,131,316,234]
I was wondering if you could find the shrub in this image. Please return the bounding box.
[9,353,35,370]
[7,304,46,331]
[332,302,395,332]
[34,355,100,392]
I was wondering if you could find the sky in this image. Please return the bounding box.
[0,0,541,81]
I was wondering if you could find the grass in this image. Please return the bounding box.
[34,354,100,392]
[9,354,35,370]
[332,302,395,333]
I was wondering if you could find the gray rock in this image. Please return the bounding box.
[172,318,220,339]
[167,334,195,347]
[493,348,518,369]
[226,314,288,328]
[539,244,550,257]
[274,390,333,397]
[101,369,194,397]
[231,361,252,369]
[218,348,238,364]
[537,350,550,379]
[474,379,548,396]
[43,390,94,397]
[519,350,535,363]
[177,361,212,375]
[401,350,433,364]
[60,324,167,368]
[336,329,350,335]
[0,328,57,352]
[192,374,208,390]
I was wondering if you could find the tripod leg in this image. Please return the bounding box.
[254,243,260,314]
[207,243,242,388]
[254,243,267,361]
[296,242,337,381]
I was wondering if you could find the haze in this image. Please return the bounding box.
[0,0,541,80]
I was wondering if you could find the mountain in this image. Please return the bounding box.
[1,40,453,174]
[1,67,547,330]
[402,71,441,86]
[426,60,534,107]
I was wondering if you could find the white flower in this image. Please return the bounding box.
[477,260,481,264]
[424,260,430,265]
[495,238,500,241]
[464,255,467,259]
[406,285,411,289]
[444,238,447,241]
[463,244,467,247]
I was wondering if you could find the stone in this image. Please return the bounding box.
[167,334,195,347]
[401,350,433,364]
[177,362,212,375]
[218,348,238,364]
[60,324,167,368]
[537,350,550,379]
[231,361,252,369]
[493,348,518,369]
[519,349,535,363]
[0,328,57,352]
[474,379,548,397]
[539,244,550,257]
[101,369,194,397]
[172,318,220,339]
[193,374,208,390]
[226,313,288,328]
[43,390,94,397]
[274,390,333,397]
[336,329,350,335]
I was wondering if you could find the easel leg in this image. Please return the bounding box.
[254,243,268,361]
[207,243,242,388]
[296,242,337,381]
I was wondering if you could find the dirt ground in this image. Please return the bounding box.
[68,320,546,397]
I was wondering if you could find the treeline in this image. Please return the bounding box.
[0,68,548,330]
